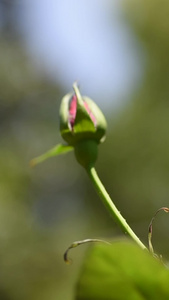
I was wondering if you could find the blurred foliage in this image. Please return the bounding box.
[0,33,84,299]
[76,241,169,300]
[0,0,169,299]
[98,0,169,257]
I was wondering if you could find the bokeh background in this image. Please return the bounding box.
[0,0,169,299]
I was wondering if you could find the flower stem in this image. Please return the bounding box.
[87,166,147,250]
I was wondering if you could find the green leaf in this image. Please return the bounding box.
[76,241,169,300]
[30,144,73,167]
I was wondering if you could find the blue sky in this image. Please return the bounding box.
[8,0,145,108]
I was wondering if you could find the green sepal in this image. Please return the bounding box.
[73,99,96,134]
[73,82,96,135]
[30,144,73,167]
[83,96,107,143]
[59,92,73,143]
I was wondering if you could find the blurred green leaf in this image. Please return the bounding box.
[76,241,169,300]
[30,144,73,167]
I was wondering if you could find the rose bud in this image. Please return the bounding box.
[59,83,107,169]
[30,83,107,169]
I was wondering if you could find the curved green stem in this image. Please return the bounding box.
[87,166,147,250]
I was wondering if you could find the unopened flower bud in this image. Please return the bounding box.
[59,83,107,146]
[59,83,107,169]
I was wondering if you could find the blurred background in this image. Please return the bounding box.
[0,0,169,299]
